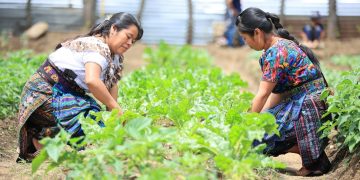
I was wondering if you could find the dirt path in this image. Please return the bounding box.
[203,45,259,93]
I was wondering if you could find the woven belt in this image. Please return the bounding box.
[288,78,326,96]
[37,59,85,95]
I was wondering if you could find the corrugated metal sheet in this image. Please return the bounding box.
[243,0,360,16]
[0,0,83,32]
[96,0,225,45]
[0,0,82,8]
[1,0,360,44]
[140,0,189,45]
[96,0,360,45]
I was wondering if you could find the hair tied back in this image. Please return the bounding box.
[265,12,271,19]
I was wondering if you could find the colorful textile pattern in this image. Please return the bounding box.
[259,39,321,93]
[263,78,328,169]
[18,73,53,131]
[38,59,85,94]
[61,36,123,89]
[17,60,103,161]
[52,83,102,137]
[18,73,54,161]
[293,91,328,168]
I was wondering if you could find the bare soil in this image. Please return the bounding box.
[0,31,359,179]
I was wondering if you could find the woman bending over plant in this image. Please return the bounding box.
[236,7,331,176]
[17,12,143,162]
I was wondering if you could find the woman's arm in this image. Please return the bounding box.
[109,83,118,101]
[85,62,122,113]
[107,83,119,111]
[261,93,283,111]
[251,81,277,113]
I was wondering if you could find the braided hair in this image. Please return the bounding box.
[236,7,320,70]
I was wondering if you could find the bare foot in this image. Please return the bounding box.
[32,138,43,150]
[296,166,323,176]
[296,166,311,176]
[286,144,300,154]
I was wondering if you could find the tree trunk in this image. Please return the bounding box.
[279,0,285,25]
[327,0,338,39]
[26,0,32,28]
[83,0,97,28]
[137,0,146,22]
[186,0,193,44]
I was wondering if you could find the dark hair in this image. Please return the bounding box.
[236,7,321,70]
[310,11,321,21]
[56,12,143,49]
[87,12,143,40]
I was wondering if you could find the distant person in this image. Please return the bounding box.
[17,12,143,162]
[236,7,331,176]
[217,0,244,47]
[300,11,325,49]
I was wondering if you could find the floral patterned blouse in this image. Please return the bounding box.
[259,38,321,93]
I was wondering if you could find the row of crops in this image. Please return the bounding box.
[320,55,360,153]
[31,43,282,179]
[0,43,359,179]
[0,51,46,118]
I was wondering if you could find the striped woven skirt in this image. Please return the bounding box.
[262,78,331,171]
[17,59,101,162]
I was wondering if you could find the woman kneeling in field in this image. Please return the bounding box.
[237,7,331,176]
[17,12,143,162]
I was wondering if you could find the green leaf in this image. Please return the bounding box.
[214,155,233,172]
[32,150,48,173]
[46,142,62,162]
[328,105,340,113]
[126,117,152,130]
[349,140,357,153]
[320,89,330,100]
[139,168,171,180]
[125,117,152,139]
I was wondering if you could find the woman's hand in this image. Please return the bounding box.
[106,82,123,116]
[106,105,123,116]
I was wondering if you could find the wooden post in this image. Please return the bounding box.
[26,0,32,28]
[327,0,339,39]
[186,0,193,44]
[83,0,97,28]
[279,0,285,25]
[137,0,146,22]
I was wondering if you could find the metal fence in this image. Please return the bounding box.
[1,0,359,44]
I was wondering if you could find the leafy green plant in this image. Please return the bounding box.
[322,67,342,87]
[33,42,283,179]
[330,55,360,69]
[320,67,360,153]
[0,30,10,48]
[0,50,46,119]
